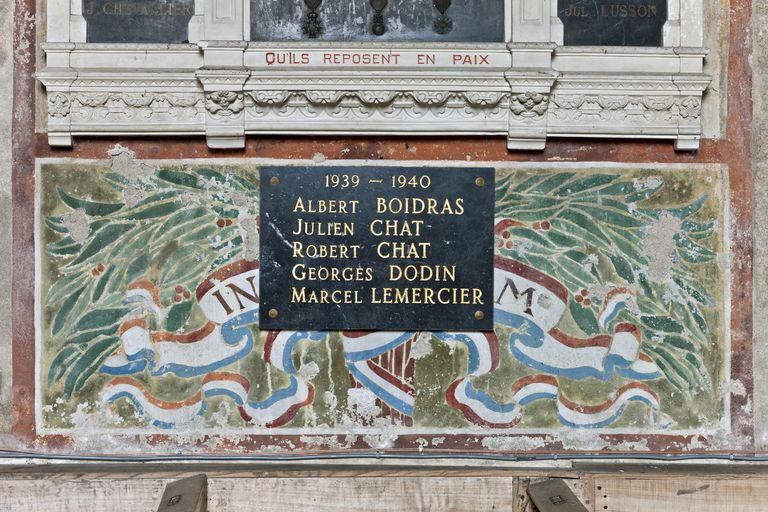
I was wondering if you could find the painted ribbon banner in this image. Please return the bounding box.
[99,254,660,429]
[100,260,319,427]
[37,160,726,450]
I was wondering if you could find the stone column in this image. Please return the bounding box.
[203,0,246,40]
[47,0,70,42]
[664,0,682,46]
[38,43,77,147]
[507,0,558,150]
[197,42,250,148]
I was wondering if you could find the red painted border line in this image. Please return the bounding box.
[11,0,38,442]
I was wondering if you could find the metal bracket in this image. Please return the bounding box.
[527,479,588,512]
[156,474,208,512]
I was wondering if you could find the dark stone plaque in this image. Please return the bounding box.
[250,0,504,42]
[259,166,494,331]
[83,0,194,43]
[558,0,667,46]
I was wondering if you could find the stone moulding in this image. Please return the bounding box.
[37,42,711,150]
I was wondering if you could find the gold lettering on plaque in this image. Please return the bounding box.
[561,3,659,18]
[96,1,194,16]
[370,287,484,305]
[273,169,489,322]
[600,4,658,17]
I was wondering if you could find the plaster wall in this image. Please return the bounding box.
[0,0,760,457]
[752,0,768,449]
[702,0,729,139]
[1,0,15,437]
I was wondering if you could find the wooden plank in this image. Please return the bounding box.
[212,477,516,512]
[595,477,768,512]
[0,462,571,480]
[575,463,768,476]
[0,479,169,512]
[0,476,517,512]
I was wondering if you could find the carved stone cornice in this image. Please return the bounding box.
[547,72,710,149]
[504,70,558,150]
[247,90,508,109]
[37,44,713,150]
[242,89,510,135]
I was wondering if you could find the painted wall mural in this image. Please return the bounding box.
[36,156,727,448]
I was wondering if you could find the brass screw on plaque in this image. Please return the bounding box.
[269,308,279,318]
[475,310,485,320]
[270,176,280,186]
[475,177,485,187]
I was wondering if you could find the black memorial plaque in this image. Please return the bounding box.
[259,166,494,331]
[250,0,505,42]
[558,0,667,46]
[84,0,194,43]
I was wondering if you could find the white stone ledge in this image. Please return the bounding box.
[37,42,712,151]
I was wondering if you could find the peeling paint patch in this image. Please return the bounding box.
[410,332,434,359]
[558,431,607,451]
[481,436,549,451]
[109,145,155,182]
[643,212,682,283]
[298,361,320,381]
[60,209,90,243]
[730,379,747,397]
[300,435,354,450]
[11,2,33,67]
[606,439,651,452]
[362,430,398,449]
[239,217,260,262]
[347,388,382,421]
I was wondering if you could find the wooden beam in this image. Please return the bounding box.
[594,476,768,512]
[0,475,517,512]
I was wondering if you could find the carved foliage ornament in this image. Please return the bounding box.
[678,97,702,120]
[248,90,508,109]
[205,91,245,116]
[549,95,702,123]
[245,90,510,122]
[51,92,203,122]
[510,92,549,120]
[48,93,71,118]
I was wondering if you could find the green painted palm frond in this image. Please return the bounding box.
[495,171,717,394]
[45,166,260,397]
